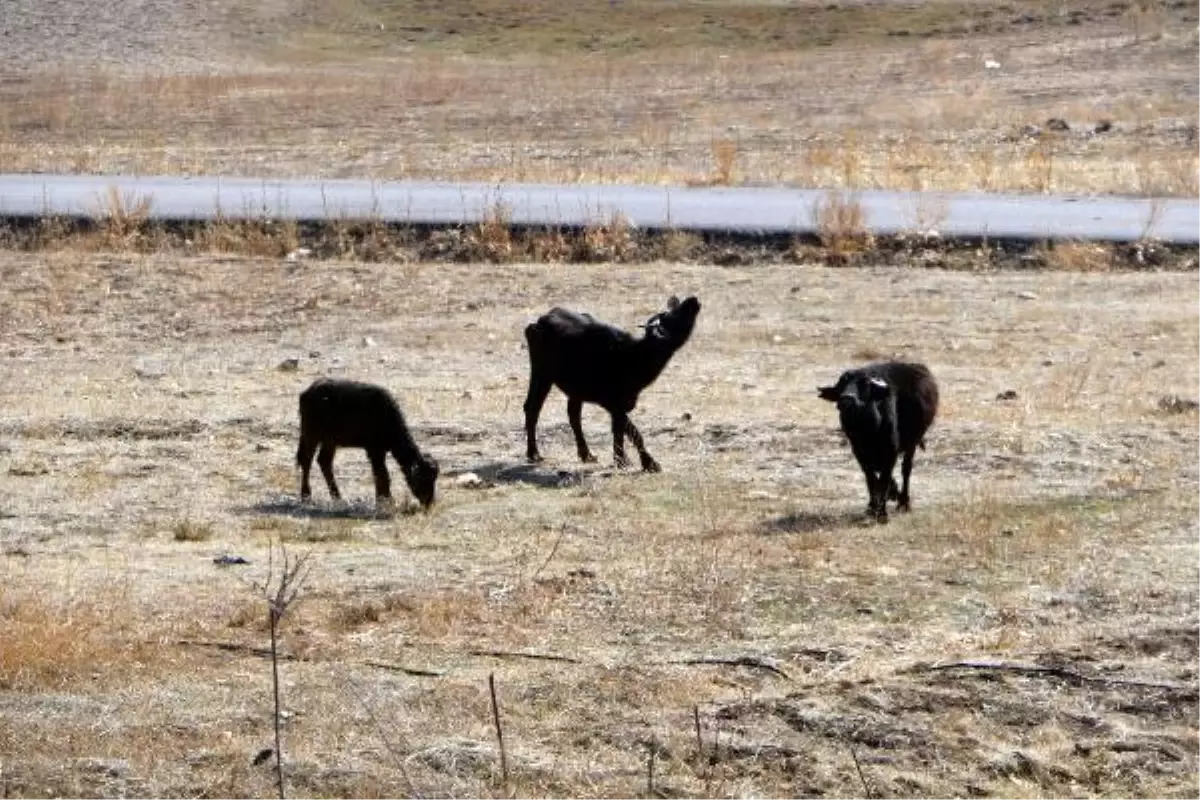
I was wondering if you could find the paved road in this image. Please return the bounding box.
[0,174,1196,243]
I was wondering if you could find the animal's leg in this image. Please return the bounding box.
[887,477,901,502]
[567,397,597,463]
[897,447,916,511]
[297,436,317,501]
[317,443,341,500]
[859,466,879,517]
[523,373,553,463]
[874,456,898,523]
[367,447,392,502]
[610,411,631,469]
[624,417,661,473]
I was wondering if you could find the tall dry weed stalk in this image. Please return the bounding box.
[488,673,510,793]
[255,542,312,800]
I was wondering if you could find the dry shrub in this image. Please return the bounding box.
[657,229,704,262]
[225,599,264,629]
[172,519,215,542]
[1043,241,1114,272]
[464,203,515,262]
[0,587,144,689]
[330,598,385,630]
[577,212,637,262]
[814,191,873,262]
[188,217,300,258]
[92,186,154,249]
[520,227,573,262]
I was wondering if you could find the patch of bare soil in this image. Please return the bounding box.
[0,252,1196,797]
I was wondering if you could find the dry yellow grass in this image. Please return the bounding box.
[0,1,1196,196]
[0,250,1195,797]
[0,2,1196,795]
[813,191,873,263]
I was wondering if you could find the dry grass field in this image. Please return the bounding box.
[0,0,1197,195]
[0,1,1197,798]
[0,252,1197,797]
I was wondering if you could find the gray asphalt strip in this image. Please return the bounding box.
[0,174,1195,243]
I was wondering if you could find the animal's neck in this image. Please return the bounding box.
[390,425,420,465]
[631,337,679,387]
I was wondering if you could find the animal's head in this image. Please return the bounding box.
[404,455,440,509]
[642,295,702,348]
[818,370,891,424]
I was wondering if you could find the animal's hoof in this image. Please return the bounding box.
[527,453,545,464]
[641,458,661,473]
[614,455,631,469]
[579,453,598,463]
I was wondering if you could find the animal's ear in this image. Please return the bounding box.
[867,376,890,400]
[681,296,701,314]
[817,386,840,402]
[666,295,681,311]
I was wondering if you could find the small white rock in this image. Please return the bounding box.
[133,358,167,379]
[1017,291,1038,300]
[454,472,486,489]
[362,336,377,348]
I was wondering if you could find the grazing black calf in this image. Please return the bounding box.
[297,378,439,509]
[818,361,939,522]
[524,295,702,472]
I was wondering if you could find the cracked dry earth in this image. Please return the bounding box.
[0,251,1196,797]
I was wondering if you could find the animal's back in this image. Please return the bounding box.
[526,307,635,391]
[299,378,404,446]
[528,307,629,345]
[869,361,938,445]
